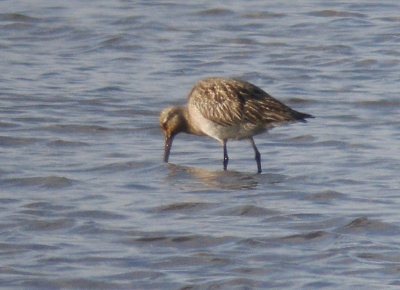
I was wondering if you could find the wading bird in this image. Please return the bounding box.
[160,78,313,173]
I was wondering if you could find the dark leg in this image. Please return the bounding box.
[222,139,229,170]
[249,137,262,173]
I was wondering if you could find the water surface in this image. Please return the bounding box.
[1,0,400,288]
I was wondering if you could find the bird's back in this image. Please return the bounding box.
[188,78,312,130]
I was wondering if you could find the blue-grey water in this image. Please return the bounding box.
[1,0,399,288]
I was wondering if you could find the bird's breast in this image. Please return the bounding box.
[188,106,266,142]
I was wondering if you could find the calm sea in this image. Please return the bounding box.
[1,0,399,288]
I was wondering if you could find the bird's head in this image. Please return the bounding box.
[159,106,187,162]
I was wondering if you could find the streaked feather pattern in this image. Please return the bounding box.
[188,78,311,127]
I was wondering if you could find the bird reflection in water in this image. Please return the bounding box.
[165,163,285,191]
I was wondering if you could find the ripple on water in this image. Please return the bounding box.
[37,124,112,134]
[105,270,165,281]
[307,10,366,18]
[0,198,19,204]
[1,176,74,189]
[0,242,58,254]
[0,14,39,31]
[0,13,40,22]
[20,279,121,289]
[121,233,236,248]
[47,139,89,147]
[192,8,234,16]
[66,210,126,220]
[152,202,217,213]
[0,136,40,147]
[219,205,280,217]
[19,202,74,219]
[85,161,152,173]
[0,122,18,129]
[353,99,400,108]
[242,11,285,19]
[240,230,334,248]
[306,190,347,203]
[21,219,74,232]
[339,217,400,235]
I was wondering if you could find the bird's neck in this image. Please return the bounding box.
[181,107,203,136]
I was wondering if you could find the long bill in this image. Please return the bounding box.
[163,135,173,162]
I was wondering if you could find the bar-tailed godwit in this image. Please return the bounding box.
[160,78,313,173]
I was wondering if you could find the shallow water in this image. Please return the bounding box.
[1,0,400,288]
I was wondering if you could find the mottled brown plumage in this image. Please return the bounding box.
[160,78,314,172]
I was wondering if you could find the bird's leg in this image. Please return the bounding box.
[249,137,262,173]
[222,139,229,170]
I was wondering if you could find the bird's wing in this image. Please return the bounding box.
[188,79,244,126]
[240,81,309,124]
[188,78,309,127]
[243,95,298,124]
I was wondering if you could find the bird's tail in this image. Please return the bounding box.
[293,111,314,122]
